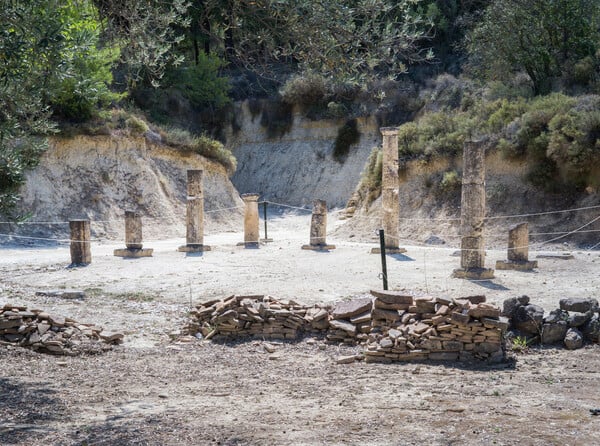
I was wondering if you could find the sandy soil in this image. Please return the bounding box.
[1,212,600,445]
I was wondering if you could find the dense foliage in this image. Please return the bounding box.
[1,0,600,215]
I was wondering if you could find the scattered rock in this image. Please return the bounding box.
[336,355,356,364]
[541,321,568,345]
[560,298,599,314]
[332,297,373,320]
[582,315,600,343]
[568,311,593,328]
[513,304,544,335]
[564,328,583,350]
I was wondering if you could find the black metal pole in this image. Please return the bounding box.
[263,201,268,241]
[379,229,388,290]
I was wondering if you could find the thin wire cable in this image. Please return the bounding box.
[262,201,313,213]
[0,233,102,243]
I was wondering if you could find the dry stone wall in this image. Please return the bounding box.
[186,291,508,363]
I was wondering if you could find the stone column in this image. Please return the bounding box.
[371,127,406,254]
[69,220,91,266]
[302,199,335,251]
[453,140,494,279]
[114,211,153,258]
[496,222,538,270]
[178,170,211,253]
[238,194,260,248]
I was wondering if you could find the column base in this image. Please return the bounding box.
[496,259,538,271]
[236,241,260,249]
[114,248,153,258]
[302,244,336,251]
[178,244,212,253]
[370,247,407,254]
[536,253,574,260]
[452,267,495,280]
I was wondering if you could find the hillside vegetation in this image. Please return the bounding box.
[1,0,599,217]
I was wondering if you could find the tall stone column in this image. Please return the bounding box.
[302,199,335,251]
[114,210,153,258]
[178,170,211,253]
[453,140,494,279]
[238,194,260,248]
[496,222,538,270]
[69,220,91,266]
[372,127,406,254]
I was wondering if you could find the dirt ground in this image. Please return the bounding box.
[1,212,600,445]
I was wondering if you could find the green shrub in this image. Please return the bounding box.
[163,52,230,109]
[159,127,236,174]
[280,73,328,108]
[333,119,360,161]
[50,4,123,121]
[260,100,294,139]
[439,170,461,192]
[126,116,149,135]
[360,147,383,203]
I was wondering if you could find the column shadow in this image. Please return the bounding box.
[468,280,510,291]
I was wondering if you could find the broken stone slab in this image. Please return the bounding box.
[336,355,357,364]
[349,311,372,325]
[559,298,599,314]
[114,248,154,258]
[536,253,574,260]
[98,331,124,343]
[328,320,356,335]
[35,290,86,299]
[468,304,501,319]
[452,268,495,280]
[370,290,414,305]
[331,297,372,320]
[495,260,538,271]
[482,317,509,331]
[371,308,400,322]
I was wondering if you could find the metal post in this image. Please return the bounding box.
[263,201,268,241]
[379,229,388,290]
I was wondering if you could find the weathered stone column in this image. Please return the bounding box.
[453,140,494,279]
[69,220,91,266]
[496,222,538,270]
[371,127,406,254]
[302,199,335,251]
[114,211,153,258]
[238,193,260,248]
[178,170,211,253]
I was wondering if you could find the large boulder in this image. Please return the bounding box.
[568,311,593,328]
[502,297,519,319]
[541,321,568,344]
[513,304,544,335]
[564,328,584,350]
[582,315,600,343]
[559,298,599,314]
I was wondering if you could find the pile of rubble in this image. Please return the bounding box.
[186,295,331,340]
[0,304,124,355]
[186,291,508,363]
[504,296,600,349]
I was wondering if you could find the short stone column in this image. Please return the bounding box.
[178,170,211,253]
[453,140,494,279]
[302,199,335,251]
[237,194,260,248]
[114,211,153,258]
[69,220,91,266]
[371,127,406,254]
[496,222,538,270]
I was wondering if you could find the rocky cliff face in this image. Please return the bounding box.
[13,135,243,241]
[227,101,381,208]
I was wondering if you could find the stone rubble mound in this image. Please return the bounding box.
[503,296,600,349]
[0,304,124,355]
[186,295,331,340]
[186,291,508,363]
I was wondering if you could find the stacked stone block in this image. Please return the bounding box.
[0,304,123,355]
